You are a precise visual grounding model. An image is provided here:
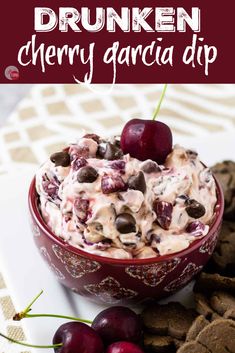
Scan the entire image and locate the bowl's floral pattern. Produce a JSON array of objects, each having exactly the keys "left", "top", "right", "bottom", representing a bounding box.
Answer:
[
  {"left": 40, "top": 246, "right": 65, "bottom": 280},
  {"left": 30, "top": 221, "right": 41, "bottom": 237},
  {"left": 29, "top": 177, "right": 224, "bottom": 304},
  {"left": 84, "top": 276, "right": 138, "bottom": 304},
  {"left": 32, "top": 225, "right": 221, "bottom": 303},
  {"left": 199, "top": 231, "right": 219, "bottom": 256},
  {"left": 164, "top": 262, "right": 203, "bottom": 292},
  {"left": 125, "top": 258, "right": 181, "bottom": 287},
  {"left": 31, "top": 222, "right": 221, "bottom": 303},
  {"left": 52, "top": 244, "right": 101, "bottom": 278}
]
